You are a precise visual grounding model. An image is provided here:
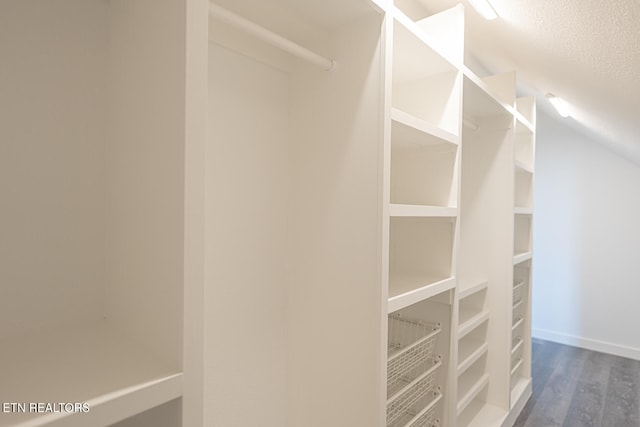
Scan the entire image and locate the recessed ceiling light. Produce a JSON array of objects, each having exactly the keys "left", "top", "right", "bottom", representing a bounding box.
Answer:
[
  {"left": 468, "top": 0, "right": 498, "bottom": 20},
  {"left": 546, "top": 93, "right": 570, "bottom": 118}
]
